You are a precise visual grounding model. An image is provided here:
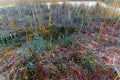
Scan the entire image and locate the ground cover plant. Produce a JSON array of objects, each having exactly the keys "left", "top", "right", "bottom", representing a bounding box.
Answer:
[{"left": 0, "top": 0, "right": 120, "bottom": 80}]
